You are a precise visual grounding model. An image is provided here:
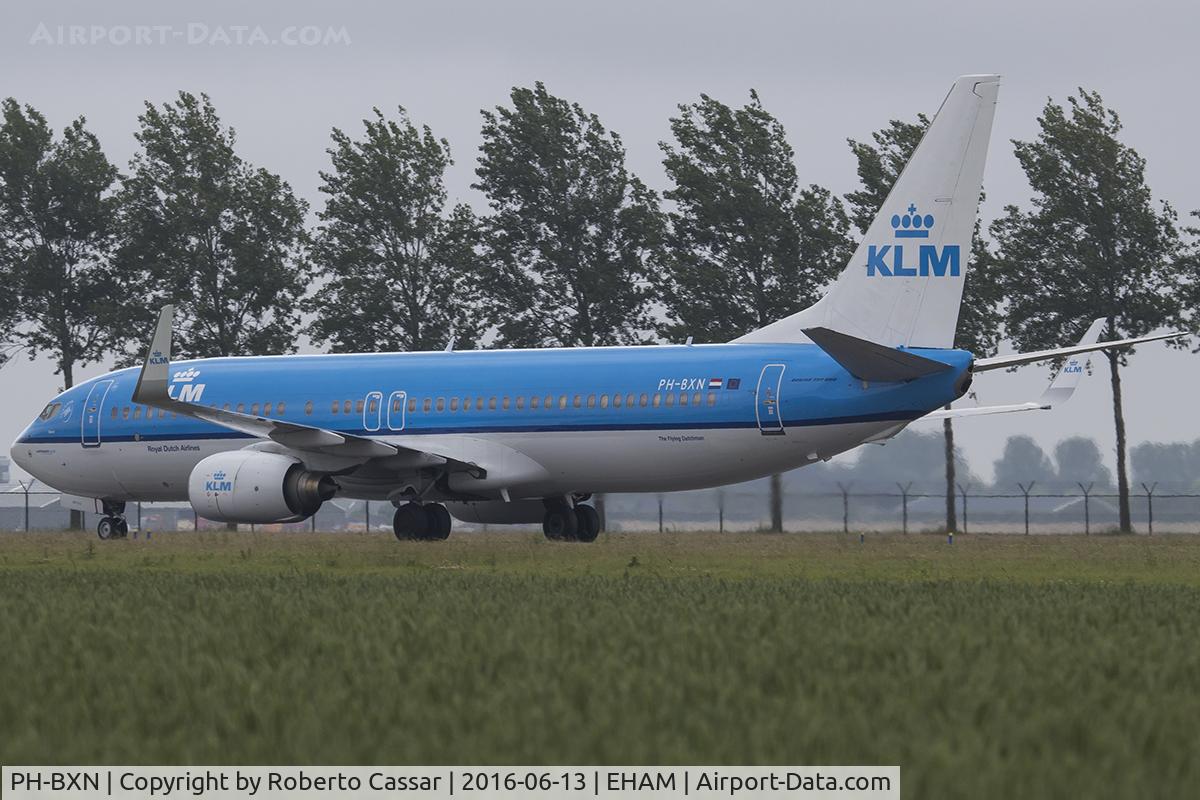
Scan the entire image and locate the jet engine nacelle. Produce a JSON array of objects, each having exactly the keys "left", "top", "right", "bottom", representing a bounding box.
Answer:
[{"left": 187, "top": 451, "right": 336, "bottom": 524}]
